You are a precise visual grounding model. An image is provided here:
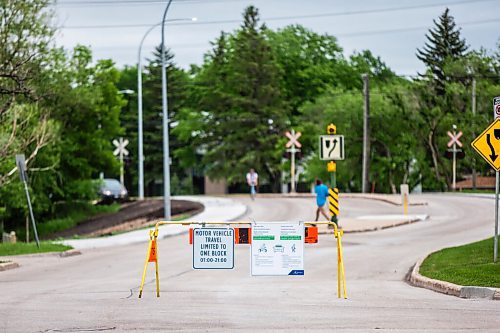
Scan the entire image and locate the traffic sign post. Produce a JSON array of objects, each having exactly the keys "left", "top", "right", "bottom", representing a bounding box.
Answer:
[
  {"left": 471, "top": 116, "right": 500, "bottom": 262},
  {"left": 319, "top": 124, "right": 344, "bottom": 225},
  {"left": 285, "top": 129, "right": 302, "bottom": 193},
  {"left": 113, "top": 137, "right": 129, "bottom": 186},
  {"left": 15, "top": 154, "right": 40, "bottom": 248},
  {"left": 447, "top": 126, "right": 463, "bottom": 191}
]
